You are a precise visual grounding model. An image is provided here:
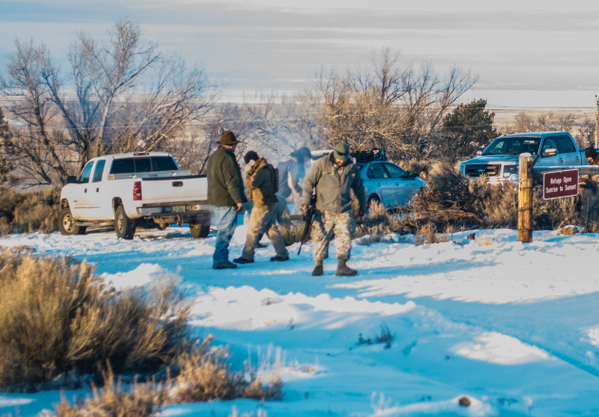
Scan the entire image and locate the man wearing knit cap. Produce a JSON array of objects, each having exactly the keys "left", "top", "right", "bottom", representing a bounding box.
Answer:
[
  {"left": 301, "top": 143, "right": 367, "bottom": 276},
  {"left": 234, "top": 151, "right": 289, "bottom": 264},
  {"left": 580, "top": 146, "right": 599, "bottom": 194},
  {"left": 207, "top": 131, "right": 247, "bottom": 269}
]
